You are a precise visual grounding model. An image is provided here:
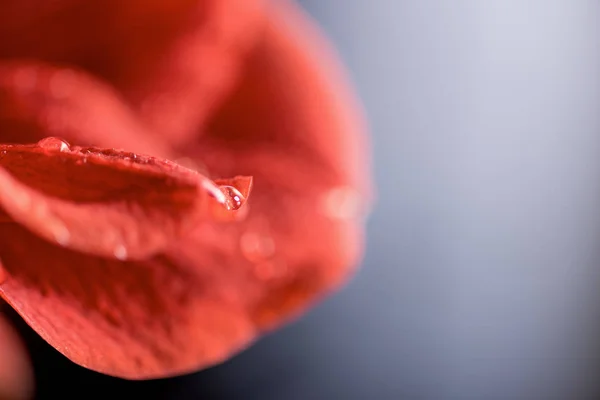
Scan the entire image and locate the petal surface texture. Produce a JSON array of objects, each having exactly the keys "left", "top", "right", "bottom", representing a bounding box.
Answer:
[{"left": 0, "top": 0, "right": 372, "bottom": 379}]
